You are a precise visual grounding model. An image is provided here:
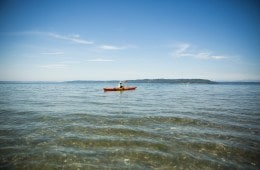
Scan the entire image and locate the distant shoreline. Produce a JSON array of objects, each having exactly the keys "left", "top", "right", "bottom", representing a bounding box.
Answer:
[{"left": 1, "top": 79, "right": 260, "bottom": 84}]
